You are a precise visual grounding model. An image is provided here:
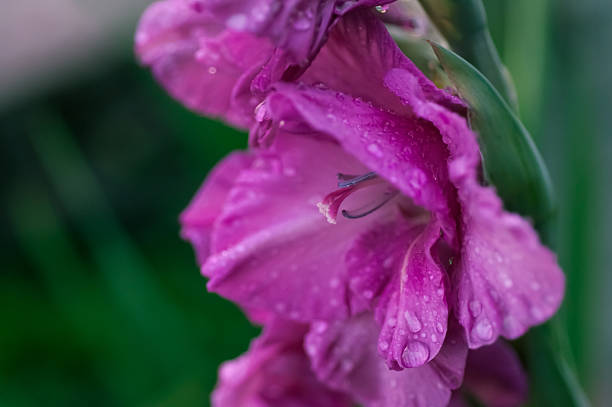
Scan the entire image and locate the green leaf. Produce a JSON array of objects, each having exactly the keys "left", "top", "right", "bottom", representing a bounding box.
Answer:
[{"left": 430, "top": 42, "right": 554, "bottom": 227}]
